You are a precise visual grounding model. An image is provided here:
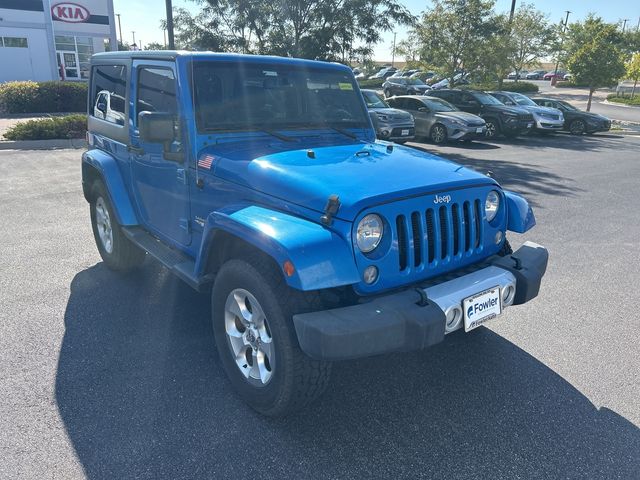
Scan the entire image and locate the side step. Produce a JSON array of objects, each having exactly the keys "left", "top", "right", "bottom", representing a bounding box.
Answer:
[{"left": 122, "top": 227, "right": 213, "bottom": 291}]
